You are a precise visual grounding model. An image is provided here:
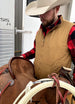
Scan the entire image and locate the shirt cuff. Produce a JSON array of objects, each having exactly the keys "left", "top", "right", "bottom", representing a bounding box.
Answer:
[{"left": 21, "top": 54, "right": 26, "bottom": 59}]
